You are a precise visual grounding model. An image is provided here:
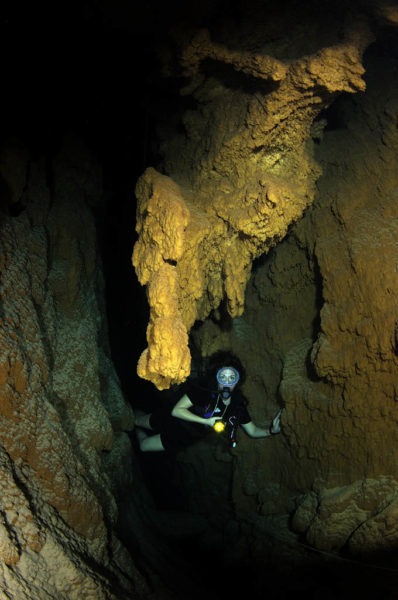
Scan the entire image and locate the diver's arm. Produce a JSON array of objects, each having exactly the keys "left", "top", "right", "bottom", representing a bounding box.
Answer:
[
  {"left": 241, "top": 421, "right": 272, "bottom": 438},
  {"left": 171, "top": 394, "right": 220, "bottom": 427},
  {"left": 241, "top": 409, "right": 282, "bottom": 438}
]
